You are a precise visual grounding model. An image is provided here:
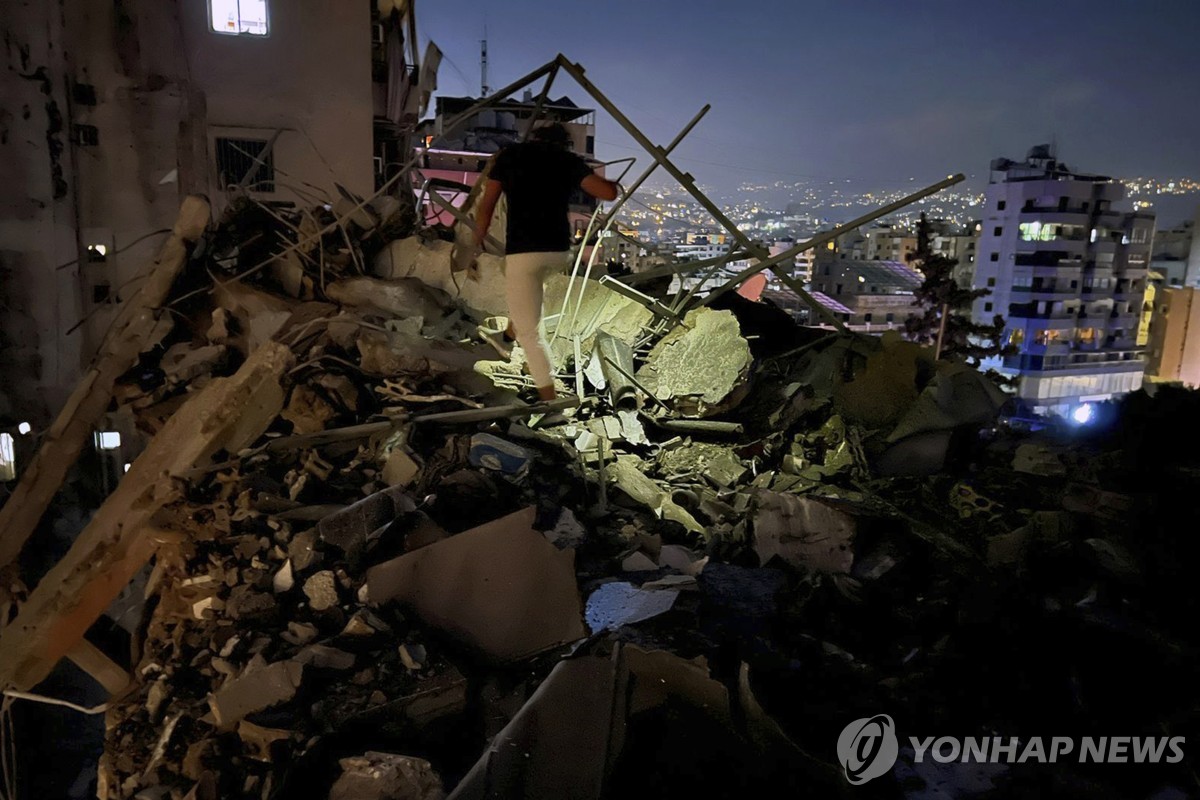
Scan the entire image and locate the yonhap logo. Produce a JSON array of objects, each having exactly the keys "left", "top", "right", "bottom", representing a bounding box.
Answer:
[{"left": 837, "top": 714, "right": 899, "bottom": 785}]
